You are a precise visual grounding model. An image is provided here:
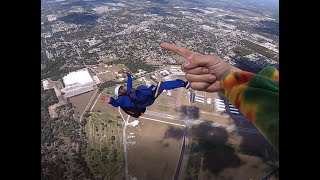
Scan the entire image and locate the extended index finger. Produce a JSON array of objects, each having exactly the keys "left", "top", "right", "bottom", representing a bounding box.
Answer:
[{"left": 160, "top": 42, "right": 197, "bottom": 60}]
